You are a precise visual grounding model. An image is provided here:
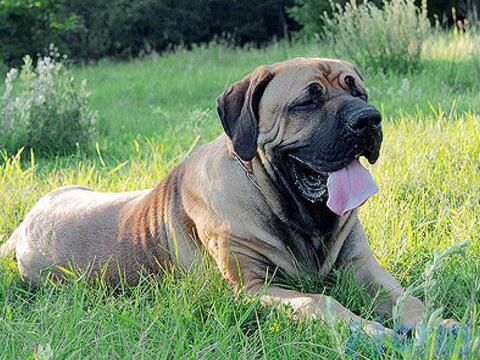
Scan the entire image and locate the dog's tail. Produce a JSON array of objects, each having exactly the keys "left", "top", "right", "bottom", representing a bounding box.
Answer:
[{"left": 0, "top": 228, "right": 19, "bottom": 259}]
